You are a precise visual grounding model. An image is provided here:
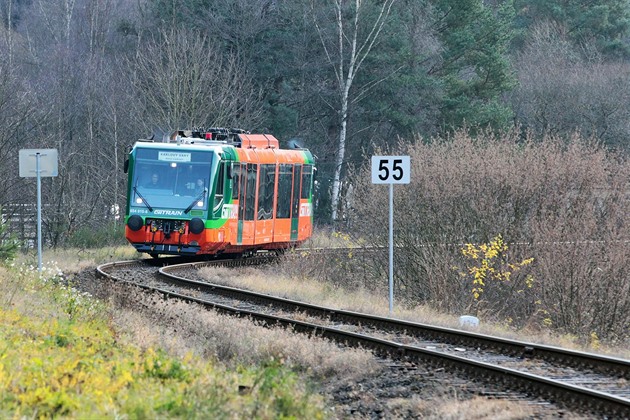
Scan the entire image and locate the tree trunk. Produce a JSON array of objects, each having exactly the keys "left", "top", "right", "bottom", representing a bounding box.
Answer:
[{"left": 315, "top": 0, "right": 396, "bottom": 222}]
